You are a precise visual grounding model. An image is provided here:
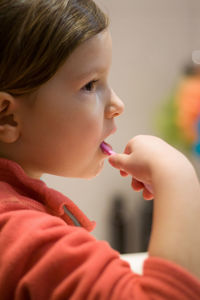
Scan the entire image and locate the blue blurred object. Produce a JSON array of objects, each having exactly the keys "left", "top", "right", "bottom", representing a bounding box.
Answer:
[{"left": 193, "top": 117, "right": 200, "bottom": 156}]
